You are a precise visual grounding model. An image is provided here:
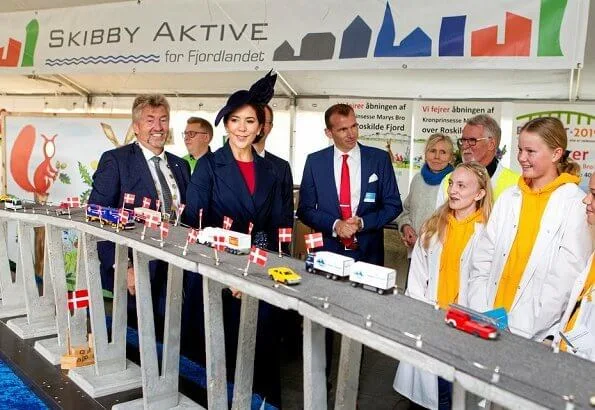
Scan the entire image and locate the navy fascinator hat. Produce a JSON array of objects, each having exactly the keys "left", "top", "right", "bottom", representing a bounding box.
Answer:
[{"left": 214, "top": 70, "right": 277, "bottom": 126}]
